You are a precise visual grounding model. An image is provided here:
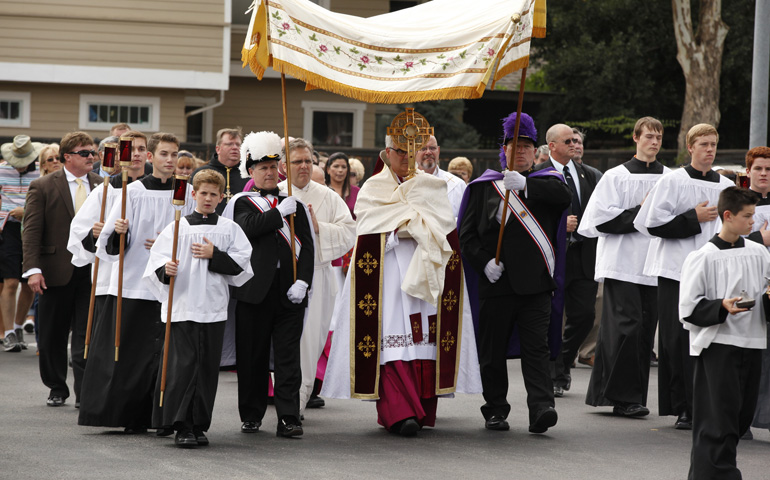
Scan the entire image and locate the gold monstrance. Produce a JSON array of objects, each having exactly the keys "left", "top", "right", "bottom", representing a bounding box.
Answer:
[{"left": 387, "top": 108, "right": 433, "bottom": 180}]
